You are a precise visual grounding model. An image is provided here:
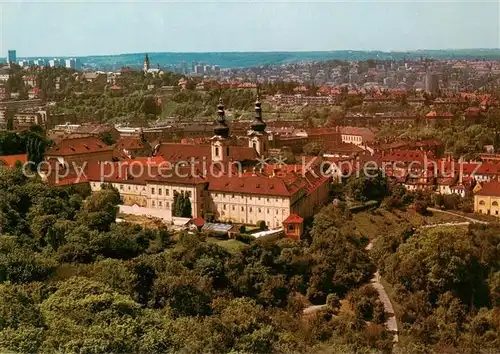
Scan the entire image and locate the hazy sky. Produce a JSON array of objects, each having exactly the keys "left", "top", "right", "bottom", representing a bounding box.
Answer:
[{"left": 1, "top": 0, "right": 499, "bottom": 57}]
